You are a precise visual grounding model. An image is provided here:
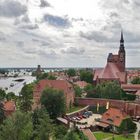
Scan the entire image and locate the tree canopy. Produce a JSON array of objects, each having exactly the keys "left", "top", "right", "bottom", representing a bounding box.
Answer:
[
  {"left": 80, "top": 70, "right": 93, "bottom": 84},
  {"left": 41, "top": 87, "right": 66, "bottom": 119},
  {"left": 67, "top": 69, "right": 76, "bottom": 77},
  {"left": 131, "top": 77, "right": 140, "bottom": 84},
  {"left": 74, "top": 86, "right": 82, "bottom": 97},
  {"left": 0, "top": 88, "right": 6, "bottom": 101},
  {"left": 117, "top": 117, "right": 137, "bottom": 133},
  {"left": 0, "top": 111, "right": 33, "bottom": 140},
  {"left": 32, "top": 108, "right": 54, "bottom": 140},
  {"left": 19, "top": 83, "right": 34, "bottom": 112},
  {"left": 0, "top": 102, "right": 5, "bottom": 124},
  {"left": 86, "top": 81, "right": 136, "bottom": 101}
]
